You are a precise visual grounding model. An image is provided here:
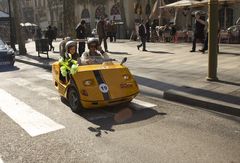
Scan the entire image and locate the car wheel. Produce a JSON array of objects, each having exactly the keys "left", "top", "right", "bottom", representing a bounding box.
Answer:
[
  {"left": 67, "top": 87, "right": 81, "bottom": 113},
  {"left": 60, "top": 96, "right": 68, "bottom": 105}
]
